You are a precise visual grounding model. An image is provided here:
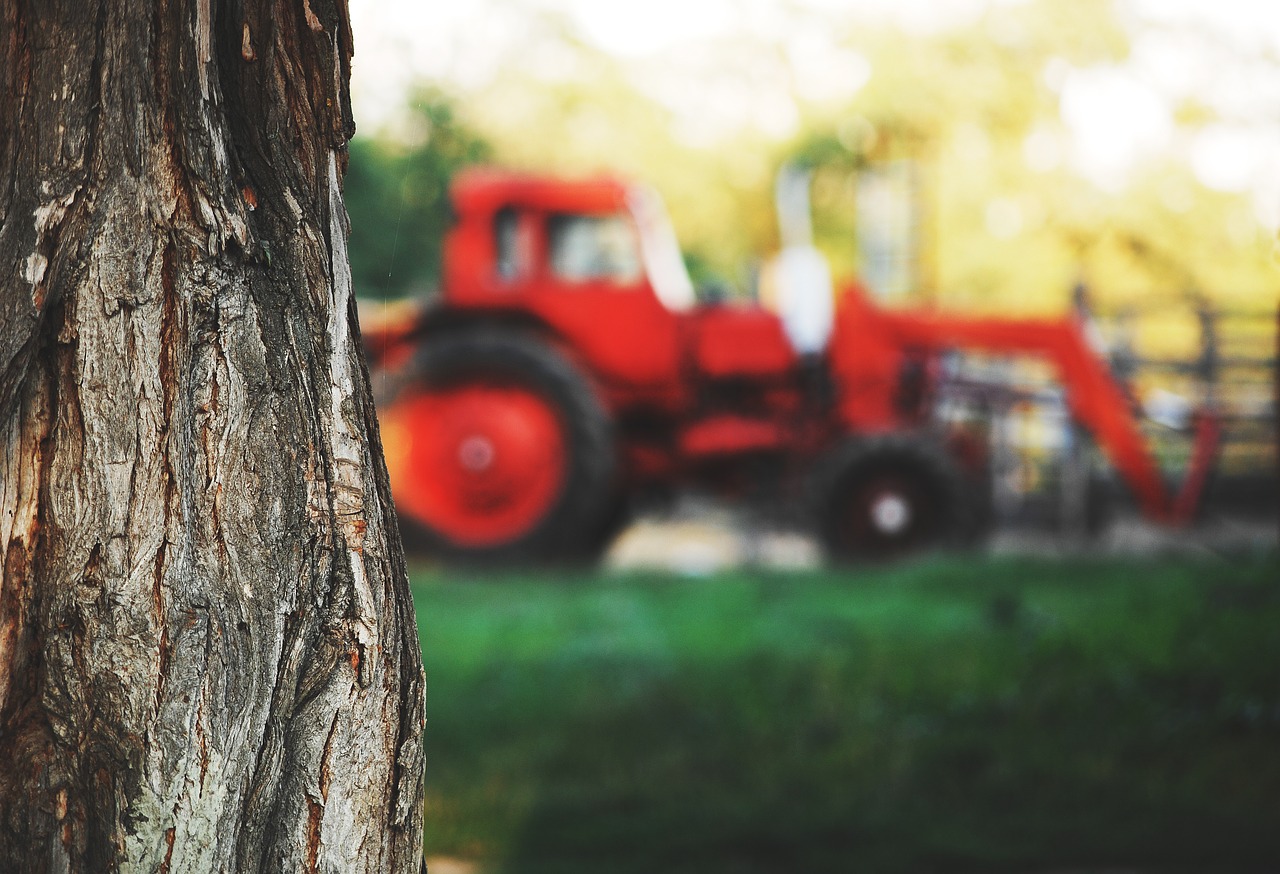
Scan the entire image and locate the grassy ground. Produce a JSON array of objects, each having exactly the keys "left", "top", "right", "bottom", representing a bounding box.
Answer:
[{"left": 413, "top": 556, "right": 1280, "bottom": 873}]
